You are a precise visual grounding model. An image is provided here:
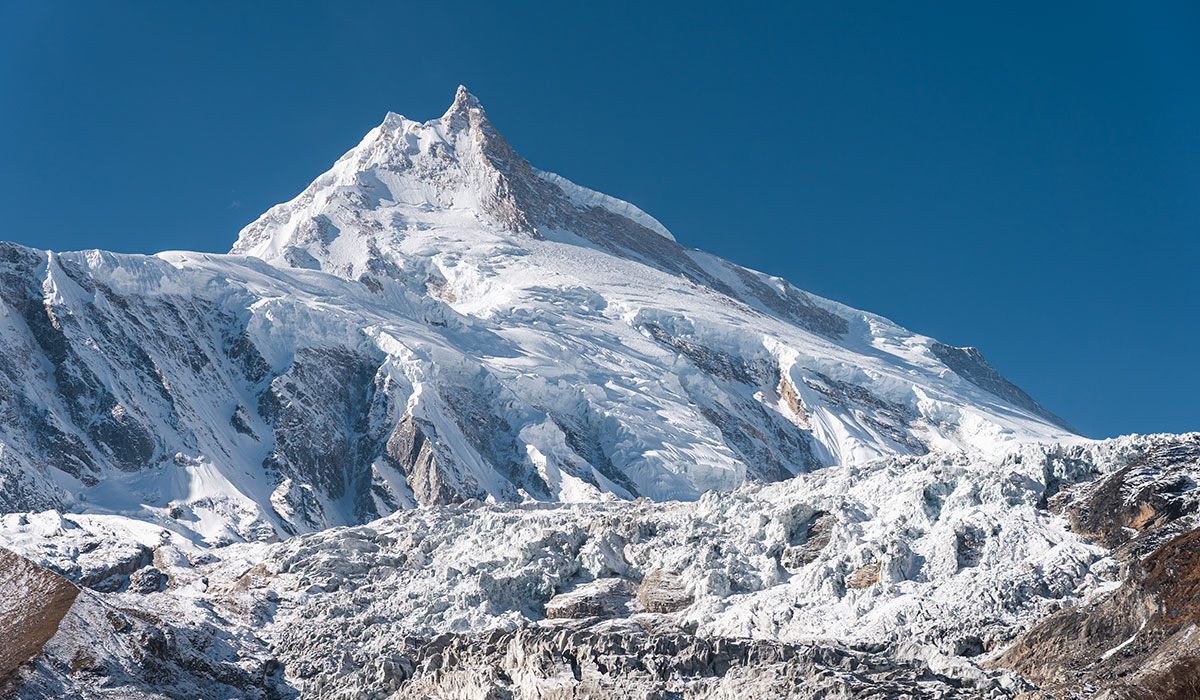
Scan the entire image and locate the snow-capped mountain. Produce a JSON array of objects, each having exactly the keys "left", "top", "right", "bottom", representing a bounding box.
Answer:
[
  {"left": 2, "top": 87, "right": 1196, "bottom": 700},
  {"left": 0, "top": 86, "right": 1074, "bottom": 543}
]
